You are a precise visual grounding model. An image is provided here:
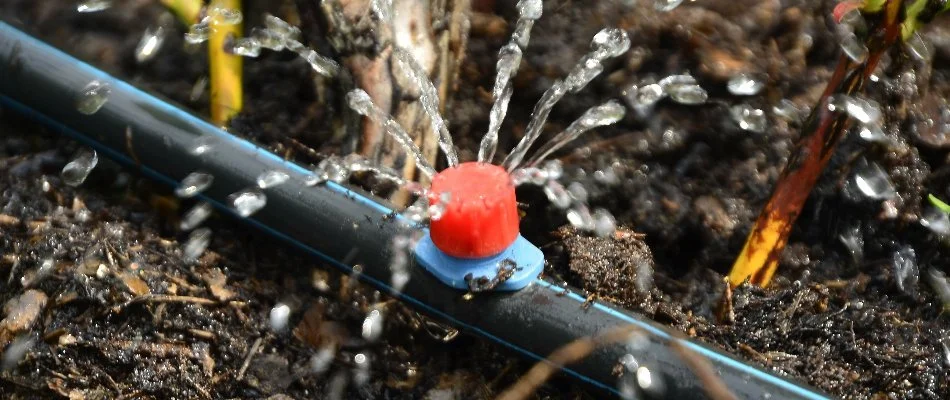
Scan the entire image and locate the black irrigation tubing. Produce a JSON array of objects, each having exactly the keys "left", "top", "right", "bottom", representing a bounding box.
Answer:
[{"left": 0, "top": 21, "right": 831, "bottom": 400}]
